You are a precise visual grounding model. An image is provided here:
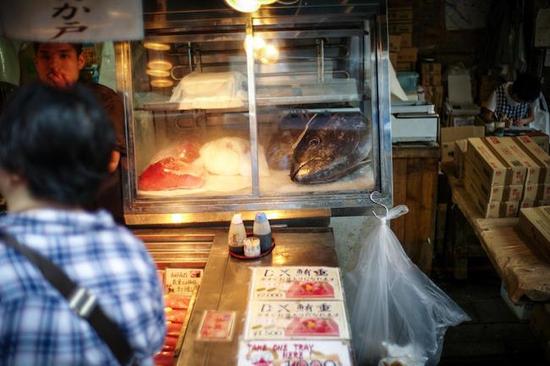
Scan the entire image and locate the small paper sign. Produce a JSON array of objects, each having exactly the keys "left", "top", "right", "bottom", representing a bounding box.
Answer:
[{"left": 165, "top": 268, "right": 203, "bottom": 295}]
